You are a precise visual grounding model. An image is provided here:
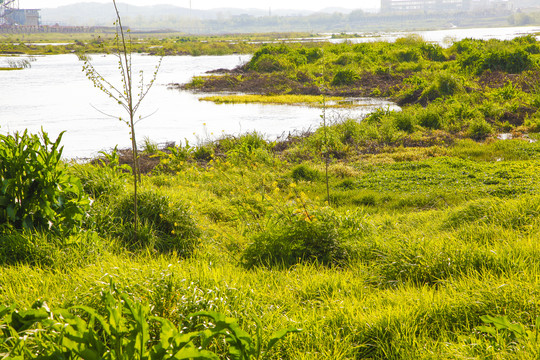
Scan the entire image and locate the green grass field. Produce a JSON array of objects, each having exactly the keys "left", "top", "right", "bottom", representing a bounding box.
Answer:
[{"left": 2, "top": 129, "right": 540, "bottom": 359}]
